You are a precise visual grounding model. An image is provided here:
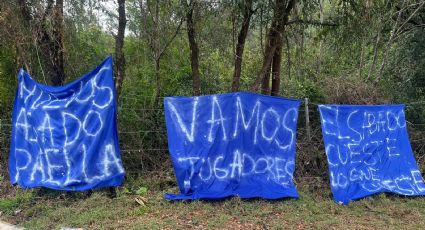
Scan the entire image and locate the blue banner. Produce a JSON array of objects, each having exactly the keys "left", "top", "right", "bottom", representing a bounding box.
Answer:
[
  {"left": 9, "top": 56, "right": 125, "bottom": 191},
  {"left": 319, "top": 104, "right": 425, "bottom": 204},
  {"left": 164, "top": 92, "right": 301, "bottom": 200}
]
